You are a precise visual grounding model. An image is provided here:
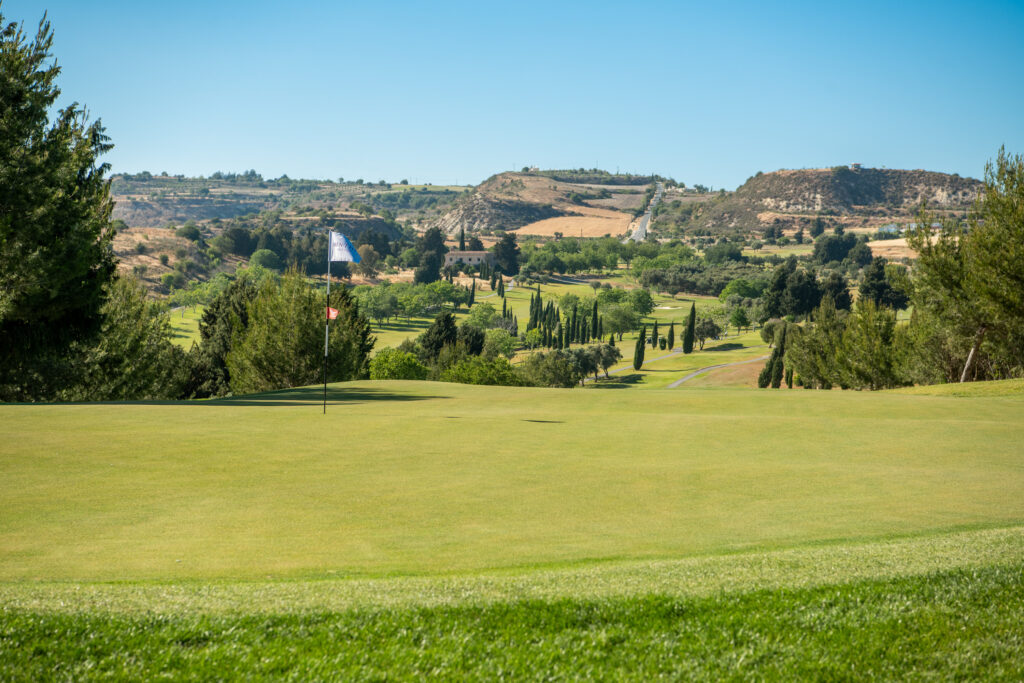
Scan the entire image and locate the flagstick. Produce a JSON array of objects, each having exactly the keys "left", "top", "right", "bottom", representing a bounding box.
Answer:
[{"left": 324, "top": 233, "right": 331, "bottom": 415}]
